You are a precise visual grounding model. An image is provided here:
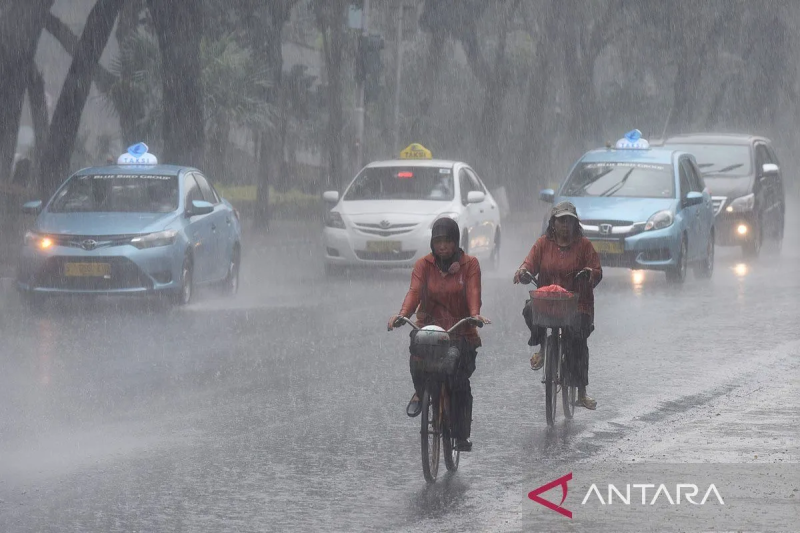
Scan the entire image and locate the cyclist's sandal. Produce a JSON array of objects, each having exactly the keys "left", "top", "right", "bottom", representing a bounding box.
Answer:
[
  {"left": 530, "top": 351, "right": 543, "bottom": 371},
  {"left": 406, "top": 394, "right": 422, "bottom": 417},
  {"left": 576, "top": 394, "right": 597, "bottom": 410}
]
